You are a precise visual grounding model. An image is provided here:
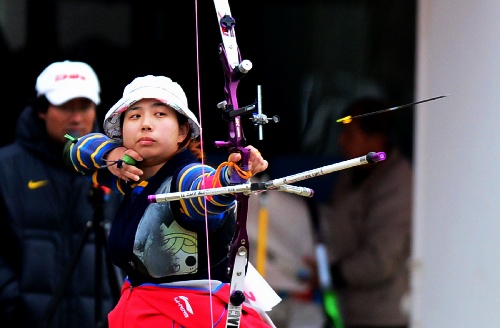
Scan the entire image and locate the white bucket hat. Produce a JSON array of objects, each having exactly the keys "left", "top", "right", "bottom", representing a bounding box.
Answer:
[
  {"left": 36, "top": 60, "right": 100, "bottom": 106},
  {"left": 103, "top": 75, "right": 200, "bottom": 139}
]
